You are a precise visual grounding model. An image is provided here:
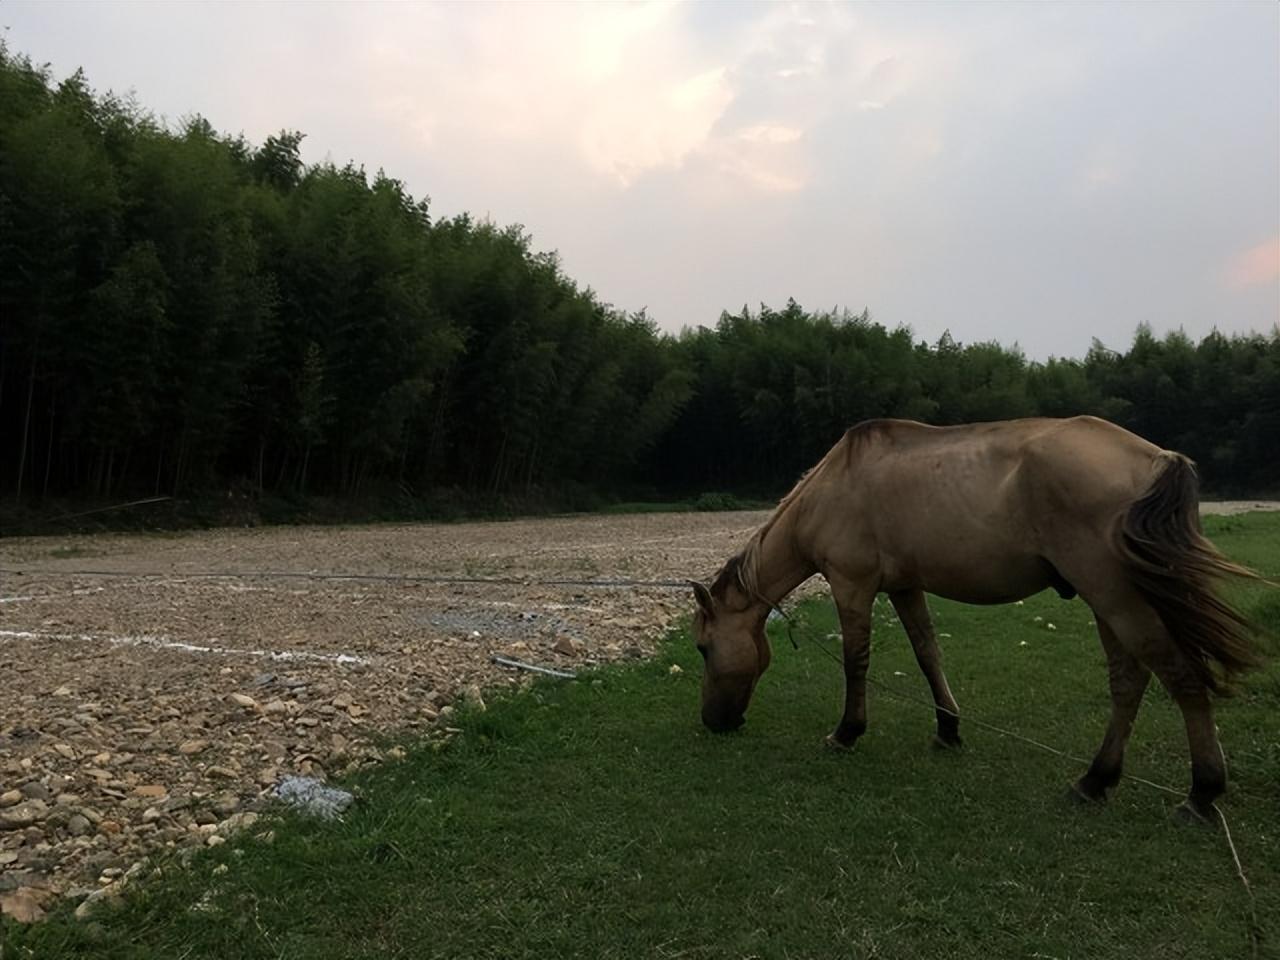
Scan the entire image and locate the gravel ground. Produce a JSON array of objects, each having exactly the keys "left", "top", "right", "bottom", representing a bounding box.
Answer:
[
  {"left": 0, "top": 510, "right": 772, "bottom": 920},
  {"left": 0, "top": 501, "right": 1275, "bottom": 922}
]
